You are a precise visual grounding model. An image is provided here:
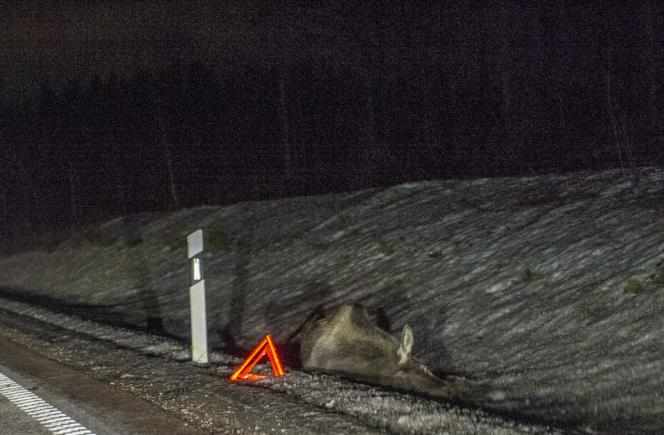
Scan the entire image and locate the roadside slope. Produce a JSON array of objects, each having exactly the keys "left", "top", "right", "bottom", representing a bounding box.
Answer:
[{"left": 1, "top": 167, "right": 663, "bottom": 432}]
